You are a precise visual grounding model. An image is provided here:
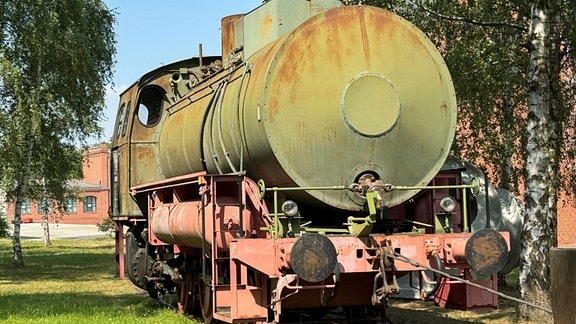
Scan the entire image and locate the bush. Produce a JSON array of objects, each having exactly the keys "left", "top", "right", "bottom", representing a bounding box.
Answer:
[
  {"left": 96, "top": 217, "right": 115, "bottom": 236},
  {"left": 0, "top": 213, "right": 11, "bottom": 238}
]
